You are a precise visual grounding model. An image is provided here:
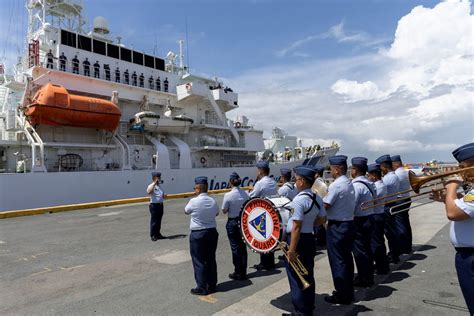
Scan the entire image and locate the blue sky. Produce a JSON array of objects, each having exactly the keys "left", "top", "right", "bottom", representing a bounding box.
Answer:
[{"left": 0, "top": 0, "right": 472, "bottom": 163}]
